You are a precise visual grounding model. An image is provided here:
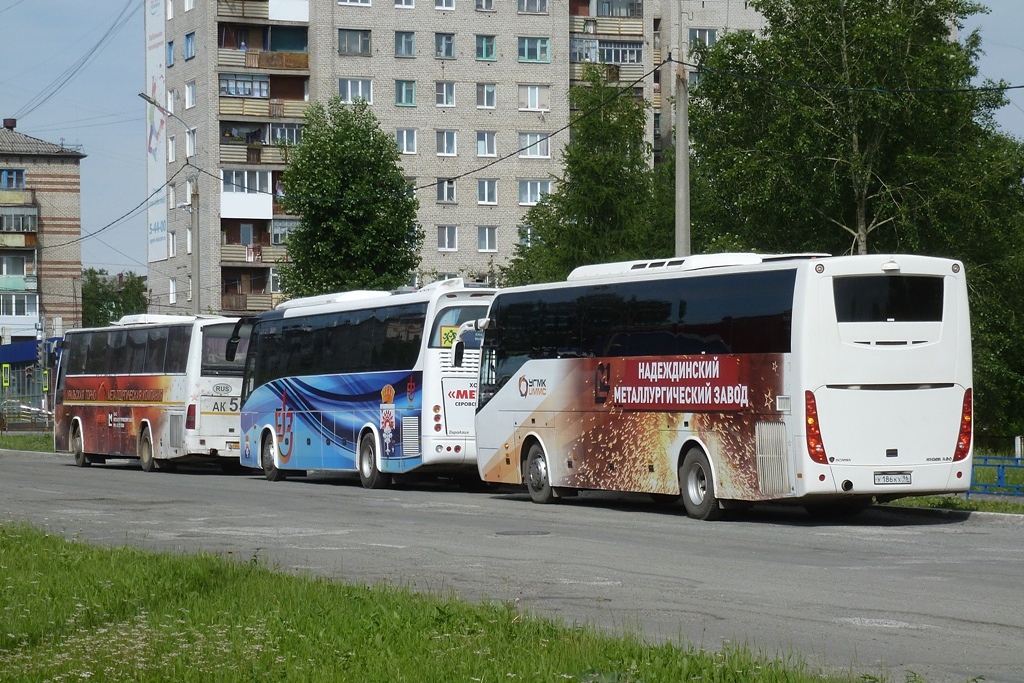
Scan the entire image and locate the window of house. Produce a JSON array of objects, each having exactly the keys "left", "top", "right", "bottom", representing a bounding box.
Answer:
[
  {"left": 476, "top": 131, "right": 496, "bottom": 157},
  {"left": 436, "top": 178, "right": 456, "bottom": 202},
  {"left": 396, "top": 128, "right": 417, "bottom": 154},
  {"left": 339, "top": 29, "right": 372, "bottom": 56},
  {"left": 435, "top": 0, "right": 454, "bottom": 7},
  {"left": 518, "top": 0, "right": 548, "bottom": 13},
  {"left": 477, "top": 179, "right": 497, "bottom": 204},
  {"left": 223, "top": 170, "right": 271, "bottom": 193},
  {"left": 396, "top": 80, "right": 416, "bottom": 106},
  {"left": 169, "top": 278, "right": 177, "bottom": 305},
  {"left": 184, "top": 32, "right": 196, "bottom": 59},
  {"left": 476, "top": 82, "right": 495, "bottom": 108},
  {"left": 395, "top": 0, "right": 414, "bottom": 7},
  {"left": 185, "top": 179, "right": 194, "bottom": 205},
  {"left": 168, "top": 230, "right": 177, "bottom": 258},
  {"left": 519, "top": 224, "right": 533, "bottom": 246},
  {"left": 518, "top": 84, "right": 550, "bottom": 111},
  {"left": 185, "top": 0, "right": 194, "bottom": 10},
  {"left": 187, "top": 225, "right": 193, "bottom": 253},
  {"left": 600, "top": 40, "right": 643, "bottom": 63},
  {"left": 339, "top": 0, "right": 371, "bottom": 5},
  {"left": 518, "top": 37, "right": 550, "bottom": 62},
  {"left": 168, "top": 184, "right": 176, "bottom": 208},
  {"left": 167, "top": 135, "right": 176, "bottom": 163},
  {"left": 435, "top": 81, "right": 455, "bottom": 106},
  {"left": 435, "top": 33, "right": 455, "bottom": 59},
  {"left": 272, "top": 219, "right": 298, "bottom": 245},
  {"left": 339, "top": 78, "right": 372, "bottom": 103},
  {"left": 395, "top": 31, "right": 415, "bottom": 57},
  {"left": 167, "top": 89, "right": 176, "bottom": 114},
  {"left": 476, "top": 0, "right": 494, "bottom": 10},
  {"left": 240, "top": 223, "right": 254, "bottom": 246},
  {"left": 186, "top": 128, "right": 197, "bottom": 157},
  {"left": 167, "top": 41, "right": 175, "bottom": 66},
  {"left": 219, "top": 73, "right": 270, "bottom": 98},
  {"left": 478, "top": 226, "right": 497, "bottom": 252},
  {"left": 269, "top": 267, "right": 281, "bottom": 293},
  {"left": 187, "top": 276, "right": 193, "bottom": 302},
  {"left": 436, "top": 130, "right": 456, "bottom": 155},
  {"left": 0, "top": 255, "right": 26, "bottom": 276},
  {"left": 518, "top": 132, "right": 550, "bottom": 158},
  {"left": 437, "top": 225, "right": 457, "bottom": 251},
  {"left": 476, "top": 35, "right": 496, "bottom": 60},
  {"left": 167, "top": 1, "right": 173, "bottom": 20},
  {"left": 0, "top": 207, "right": 38, "bottom": 232},
  {"left": 570, "top": 38, "right": 598, "bottom": 63},
  {"left": 0, "top": 169, "right": 25, "bottom": 190},
  {"left": 519, "top": 179, "right": 550, "bottom": 205},
  {"left": 271, "top": 123, "right": 303, "bottom": 145},
  {"left": 689, "top": 28, "right": 718, "bottom": 50},
  {"left": 597, "top": 0, "right": 641, "bottom": 16},
  {"left": 185, "top": 81, "right": 196, "bottom": 108}
]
